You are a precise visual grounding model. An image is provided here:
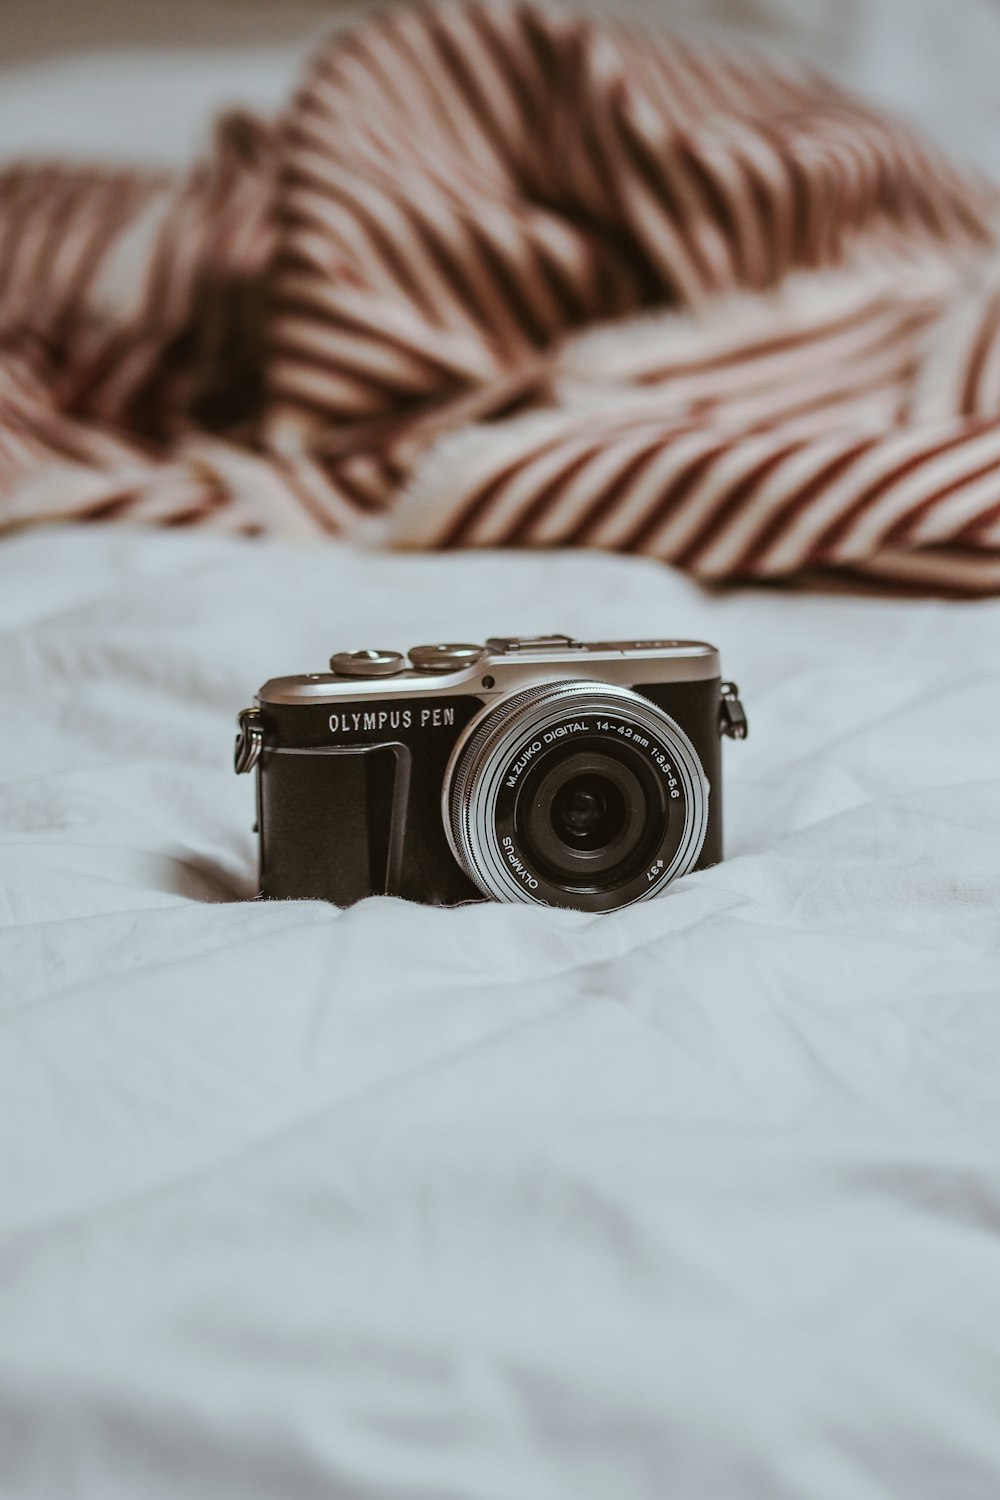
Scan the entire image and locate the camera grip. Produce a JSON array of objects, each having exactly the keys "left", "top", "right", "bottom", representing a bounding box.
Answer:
[{"left": 259, "top": 741, "right": 411, "bottom": 903}]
